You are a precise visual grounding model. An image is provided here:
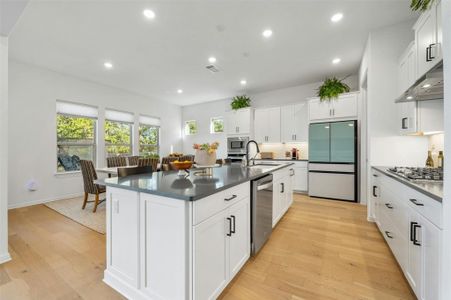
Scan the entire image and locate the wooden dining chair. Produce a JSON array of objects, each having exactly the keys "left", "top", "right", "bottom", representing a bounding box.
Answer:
[
  {"left": 80, "top": 160, "right": 106, "bottom": 213},
  {"left": 117, "top": 166, "right": 153, "bottom": 177},
  {"left": 106, "top": 156, "right": 127, "bottom": 168},
  {"left": 138, "top": 157, "right": 159, "bottom": 172},
  {"left": 161, "top": 156, "right": 179, "bottom": 171},
  {"left": 179, "top": 155, "right": 195, "bottom": 162},
  {"left": 127, "top": 156, "right": 140, "bottom": 166}
]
